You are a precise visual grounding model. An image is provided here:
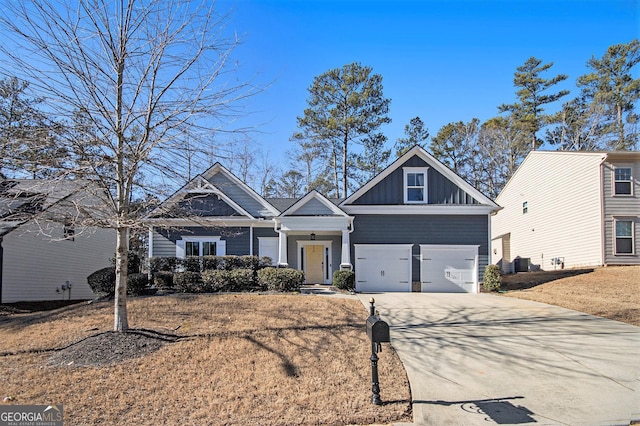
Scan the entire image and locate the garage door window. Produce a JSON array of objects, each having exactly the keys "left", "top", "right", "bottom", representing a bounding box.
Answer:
[{"left": 404, "top": 167, "right": 428, "bottom": 204}]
